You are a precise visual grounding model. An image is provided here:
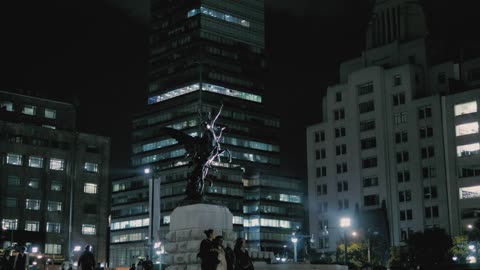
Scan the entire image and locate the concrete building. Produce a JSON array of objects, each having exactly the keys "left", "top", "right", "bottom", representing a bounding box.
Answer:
[
  {"left": 0, "top": 90, "right": 111, "bottom": 264},
  {"left": 306, "top": 0, "right": 480, "bottom": 255}
]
